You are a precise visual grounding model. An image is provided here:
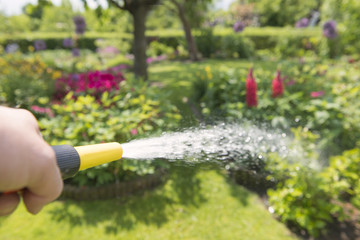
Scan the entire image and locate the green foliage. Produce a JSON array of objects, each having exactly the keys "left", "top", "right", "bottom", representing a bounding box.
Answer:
[
  {"left": 147, "top": 40, "right": 175, "bottom": 58},
  {"left": 192, "top": 58, "right": 360, "bottom": 156},
  {"left": 324, "top": 149, "right": 360, "bottom": 208},
  {"left": 265, "top": 127, "right": 347, "bottom": 237},
  {"left": 321, "top": 0, "right": 360, "bottom": 54},
  {"left": 267, "top": 155, "right": 342, "bottom": 237},
  {"left": 32, "top": 49, "right": 107, "bottom": 73},
  {"left": 266, "top": 145, "right": 360, "bottom": 237},
  {"left": 221, "top": 34, "right": 255, "bottom": 59},
  {"left": 183, "top": 0, "right": 214, "bottom": 28},
  {"left": 0, "top": 54, "right": 56, "bottom": 108},
  {"left": 147, "top": 4, "right": 180, "bottom": 30},
  {"left": 195, "top": 28, "right": 255, "bottom": 59},
  {"left": 195, "top": 28, "right": 220, "bottom": 58},
  {"left": 256, "top": 0, "right": 322, "bottom": 26},
  {"left": 0, "top": 27, "right": 321, "bottom": 58},
  {"left": 23, "top": 0, "right": 53, "bottom": 19},
  {"left": 38, "top": 0, "right": 76, "bottom": 32},
  {"left": 84, "top": 7, "right": 132, "bottom": 33},
  {"left": 39, "top": 78, "right": 182, "bottom": 186}
]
